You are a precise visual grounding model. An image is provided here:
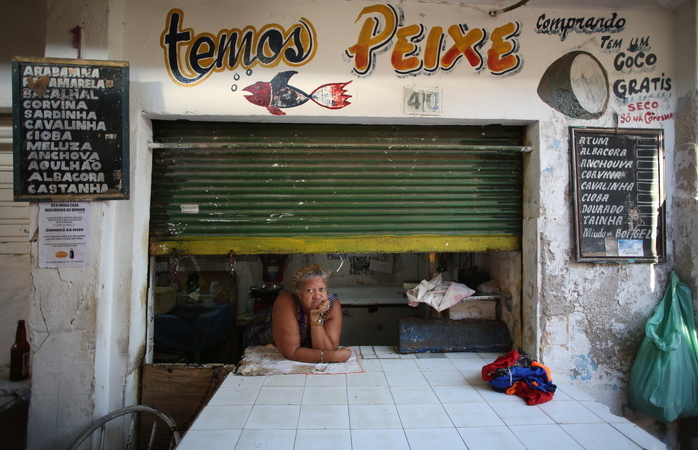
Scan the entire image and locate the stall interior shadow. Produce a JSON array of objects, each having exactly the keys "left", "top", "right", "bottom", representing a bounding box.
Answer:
[{"left": 149, "top": 252, "right": 516, "bottom": 366}]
